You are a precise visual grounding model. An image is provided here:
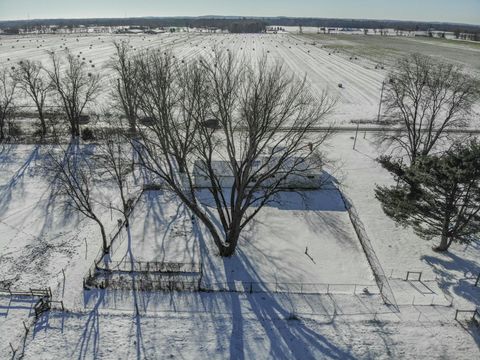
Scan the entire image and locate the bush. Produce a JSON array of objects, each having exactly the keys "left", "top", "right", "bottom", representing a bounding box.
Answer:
[
  {"left": 81, "top": 127, "right": 95, "bottom": 141},
  {"left": 7, "top": 122, "right": 23, "bottom": 137}
]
